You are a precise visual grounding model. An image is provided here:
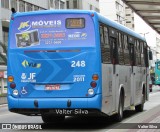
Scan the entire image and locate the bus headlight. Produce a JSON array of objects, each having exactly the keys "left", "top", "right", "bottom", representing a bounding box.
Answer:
[
  {"left": 13, "top": 89, "right": 18, "bottom": 96},
  {"left": 88, "top": 88, "right": 94, "bottom": 95}
]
